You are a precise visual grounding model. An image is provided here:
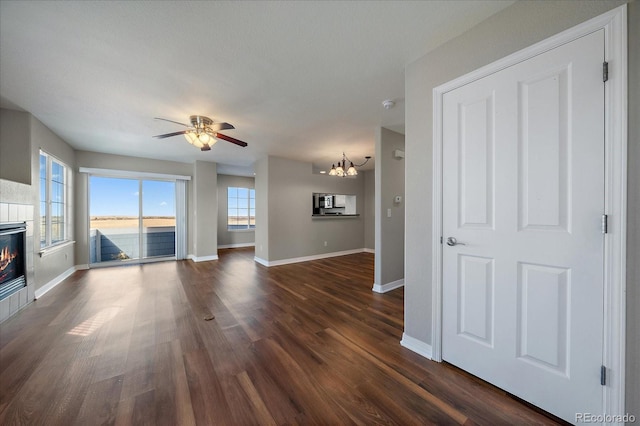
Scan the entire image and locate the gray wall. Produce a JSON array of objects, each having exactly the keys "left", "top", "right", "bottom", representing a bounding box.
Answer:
[
  {"left": 0, "top": 109, "right": 31, "bottom": 185},
  {"left": 75, "top": 150, "right": 193, "bottom": 175},
  {"left": 626, "top": 0, "right": 639, "bottom": 417},
  {"left": 404, "top": 0, "right": 637, "bottom": 417},
  {"left": 30, "top": 115, "right": 77, "bottom": 288},
  {"left": 217, "top": 174, "right": 255, "bottom": 247},
  {"left": 255, "top": 155, "right": 365, "bottom": 263},
  {"left": 254, "top": 156, "right": 269, "bottom": 259},
  {"left": 375, "top": 128, "right": 405, "bottom": 287},
  {"left": 363, "top": 170, "right": 375, "bottom": 251},
  {"left": 193, "top": 161, "right": 217, "bottom": 259},
  {"left": 0, "top": 109, "right": 76, "bottom": 292}
]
